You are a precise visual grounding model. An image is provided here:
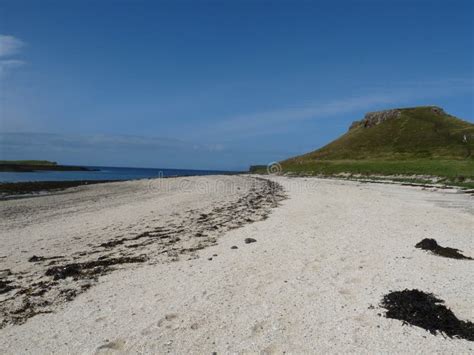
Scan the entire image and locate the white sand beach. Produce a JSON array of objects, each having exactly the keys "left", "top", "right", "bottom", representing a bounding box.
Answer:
[{"left": 0, "top": 175, "right": 472, "bottom": 353}]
